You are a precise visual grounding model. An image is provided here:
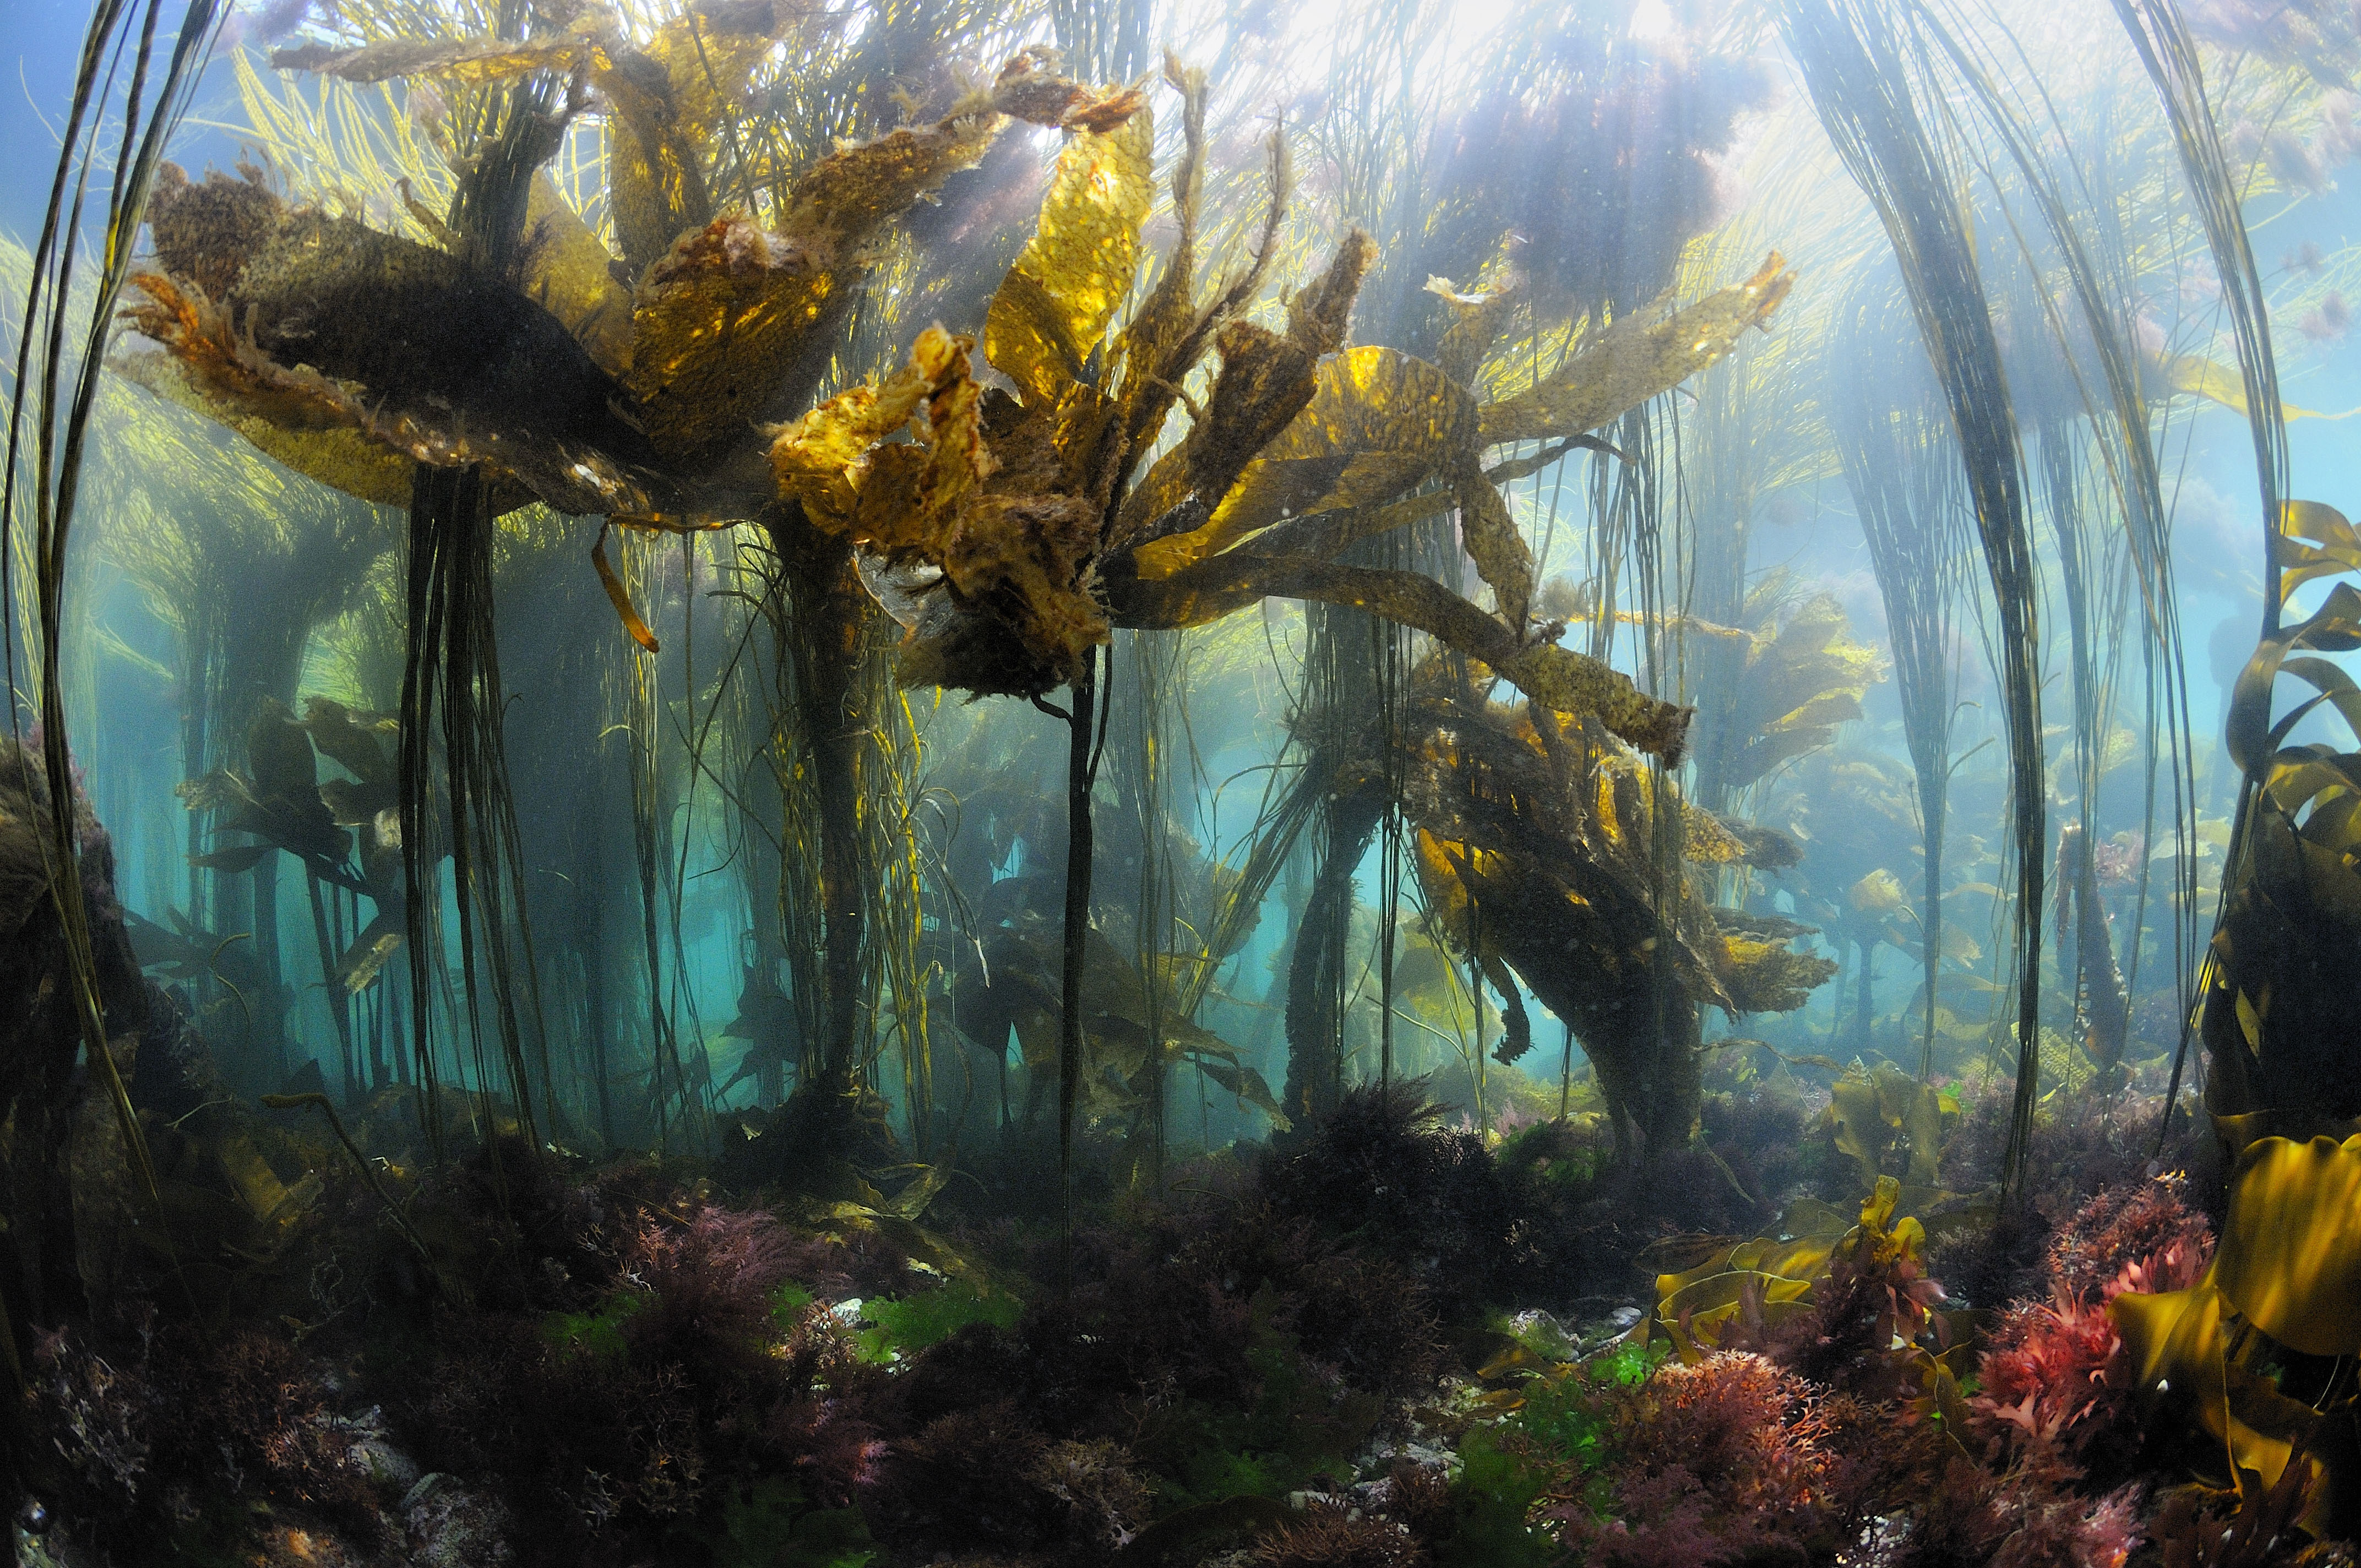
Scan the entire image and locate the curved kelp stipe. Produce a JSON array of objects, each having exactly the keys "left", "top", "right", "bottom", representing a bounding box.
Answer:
[
  {"left": 1783, "top": 0, "right": 2048, "bottom": 1205},
  {"left": 2, "top": 0, "right": 229, "bottom": 1398}
]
